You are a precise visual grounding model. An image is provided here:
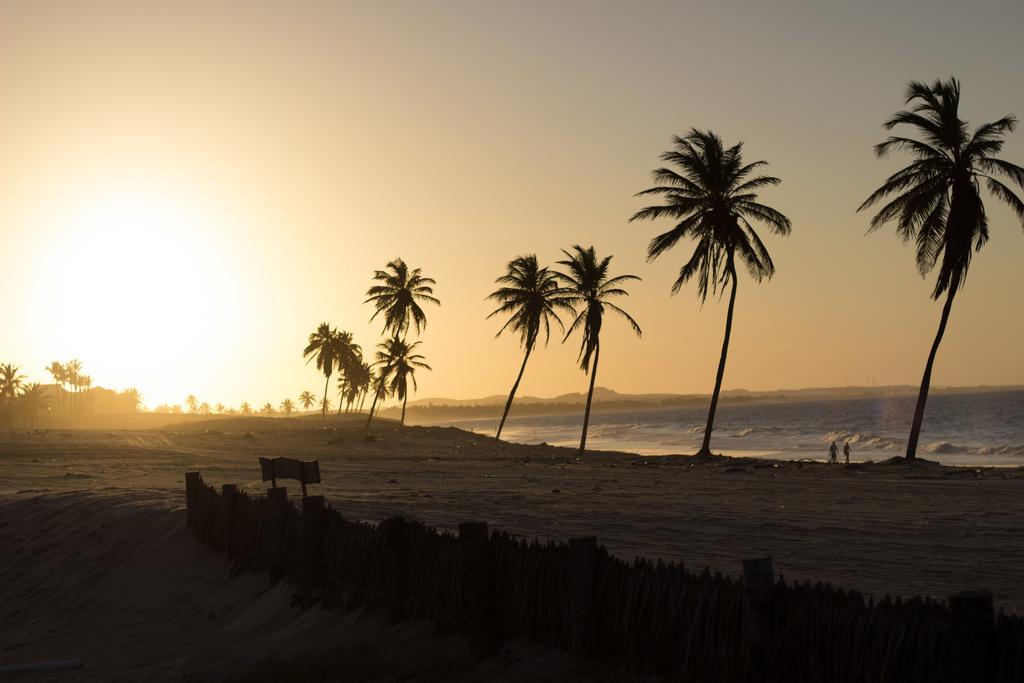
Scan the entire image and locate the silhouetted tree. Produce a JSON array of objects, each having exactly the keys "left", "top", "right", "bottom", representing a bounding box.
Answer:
[
  {"left": 185, "top": 394, "right": 198, "bottom": 414},
  {"left": 120, "top": 387, "right": 142, "bottom": 412},
  {"left": 240, "top": 402, "right": 252, "bottom": 416},
  {"left": 556, "top": 246, "right": 641, "bottom": 457},
  {"left": 17, "top": 383, "right": 51, "bottom": 430},
  {"left": 298, "top": 391, "right": 316, "bottom": 411},
  {"left": 632, "top": 129, "right": 792, "bottom": 457},
  {"left": 860, "top": 78, "right": 1024, "bottom": 460},
  {"left": 280, "top": 398, "right": 295, "bottom": 417},
  {"left": 382, "top": 338, "right": 431, "bottom": 425},
  {"left": 333, "top": 331, "right": 362, "bottom": 414},
  {"left": 46, "top": 361, "right": 65, "bottom": 412},
  {"left": 487, "top": 255, "right": 570, "bottom": 440},
  {"left": 303, "top": 322, "right": 344, "bottom": 417},
  {"left": 365, "top": 259, "right": 440, "bottom": 338}
]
